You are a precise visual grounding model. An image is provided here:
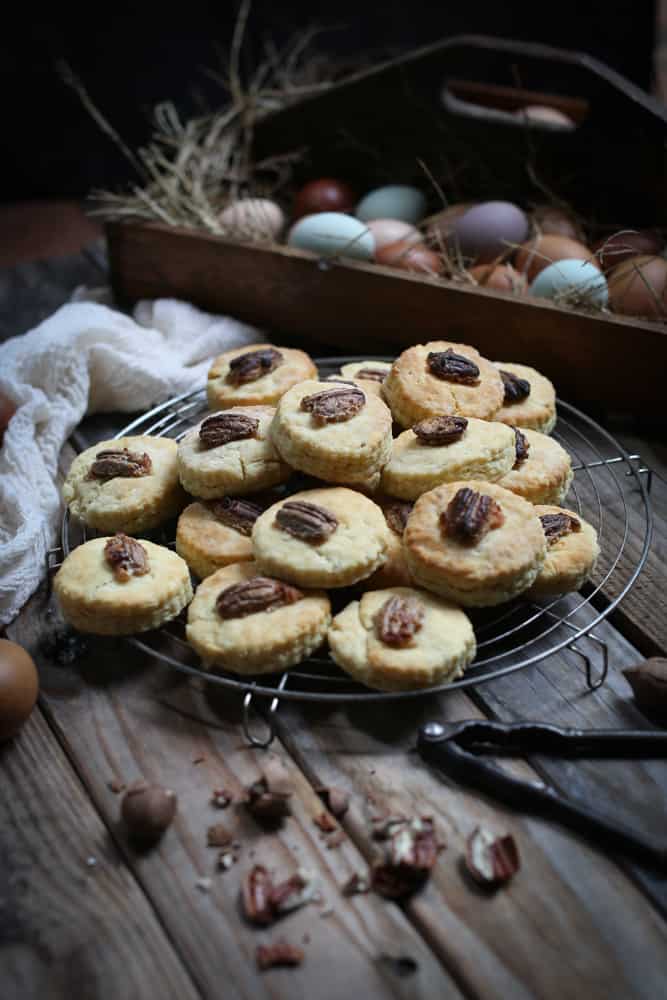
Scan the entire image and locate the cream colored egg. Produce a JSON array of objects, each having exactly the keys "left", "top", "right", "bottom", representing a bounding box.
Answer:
[{"left": 219, "top": 198, "right": 285, "bottom": 240}]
